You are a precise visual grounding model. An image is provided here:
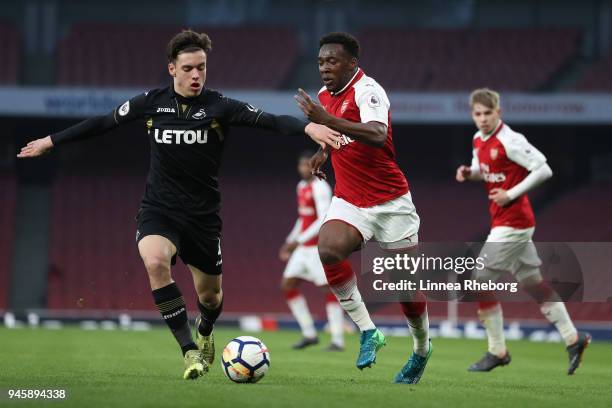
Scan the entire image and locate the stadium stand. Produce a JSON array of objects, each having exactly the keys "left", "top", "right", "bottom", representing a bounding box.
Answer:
[
  {"left": 0, "top": 22, "right": 19, "bottom": 84},
  {"left": 56, "top": 23, "right": 298, "bottom": 89},
  {"left": 574, "top": 52, "right": 612, "bottom": 91},
  {"left": 359, "top": 28, "right": 580, "bottom": 91},
  {"left": 47, "top": 174, "right": 153, "bottom": 310},
  {"left": 535, "top": 183, "right": 612, "bottom": 241},
  {"left": 0, "top": 172, "right": 17, "bottom": 309}
]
